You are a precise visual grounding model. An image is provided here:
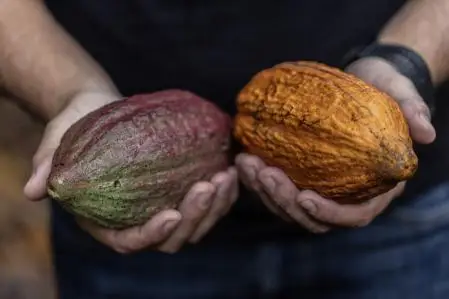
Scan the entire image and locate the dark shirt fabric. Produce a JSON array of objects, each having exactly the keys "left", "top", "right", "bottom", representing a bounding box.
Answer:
[{"left": 44, "top": 0, "right": 449, "bottom": 246}]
